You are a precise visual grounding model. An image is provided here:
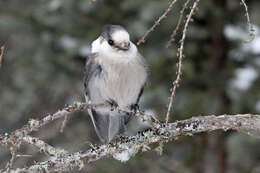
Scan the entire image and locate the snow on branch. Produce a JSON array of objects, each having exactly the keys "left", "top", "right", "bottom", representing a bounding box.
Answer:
[{"left": 2, "top": 113, "right": 260, "bottom": 173}]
